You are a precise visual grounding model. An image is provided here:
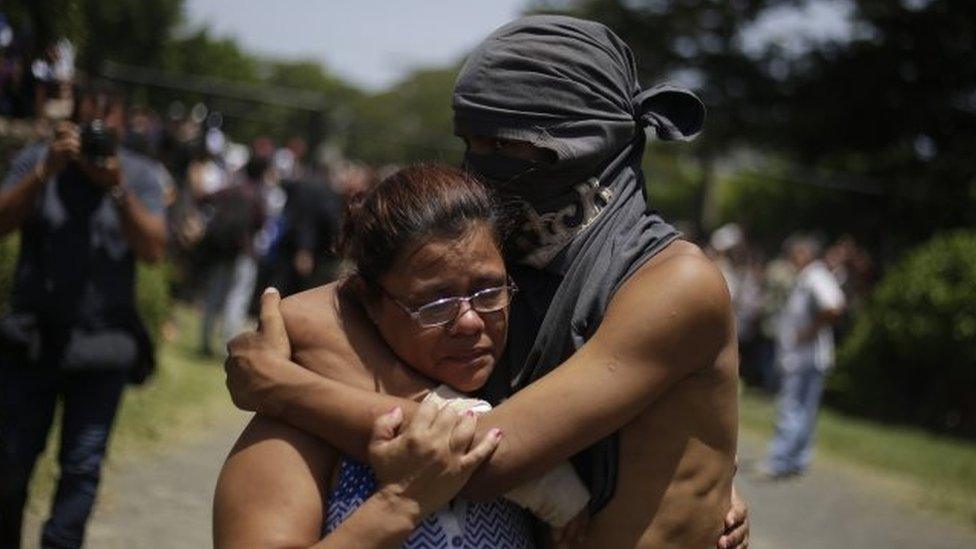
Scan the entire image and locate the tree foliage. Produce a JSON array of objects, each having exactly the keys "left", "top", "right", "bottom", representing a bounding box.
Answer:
[
  {"left": 766, "top": 0, "right": 976, "bottom": 244},
  {"left": 344, "top": 66, "right": 463, "bottom": 166},
  {"left": 533, "top": 0, "right": 976, "bottom": 250},
  {"left": 833, "top": 231, "right": 976, "bottom": 438},
  {"left": 533, "top": 0, "right": 780, "bottom": 153}
]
